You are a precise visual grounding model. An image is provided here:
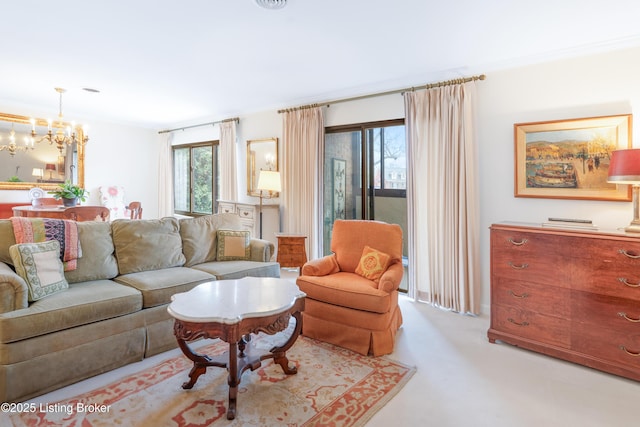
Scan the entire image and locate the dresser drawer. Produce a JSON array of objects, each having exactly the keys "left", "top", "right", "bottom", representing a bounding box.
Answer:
[
  {"left": 492, "top": 255, "right": 571, "bottom": 288},
  {"left": 572, "top": 324, "right": 640, "bottom": 370},
  {"left": 492, "top": 278, "right": 570, "bottom": 318},
  {"left": 492, "top": 305, "right": 570, "bottom": 348},
  {"left": 218, "top": 202, "right": 236, "bottom": 214},
  {"left": 572, "top": 291, "right": 640, "bottom": 330},
  {"left": 237, "top": 205, "right": 255, "bottom": 220},
  {"left": 572, "top": 258, "right": 640, "bottom": 301},
  {"left": 569, "top": 235, "right": 640, "bottom": 265},
  {"left": 491, "top": 229, "right": 561, "bottom": 257}
]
